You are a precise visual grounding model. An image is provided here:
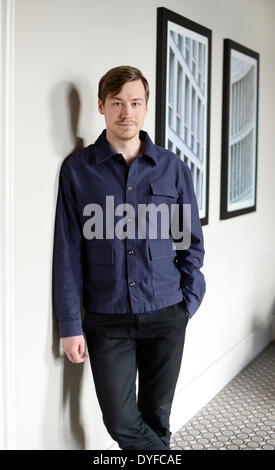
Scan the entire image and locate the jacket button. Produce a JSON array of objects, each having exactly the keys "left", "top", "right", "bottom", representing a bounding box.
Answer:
[
  {"left": 127, "top": 249, "right": 135, "bottom": 255},
  {"left": 127, "top": 185, "right": 134, "bottom": 191},
  {"left": 129, "top": 281, "right": 136, "bottom": 287}
]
